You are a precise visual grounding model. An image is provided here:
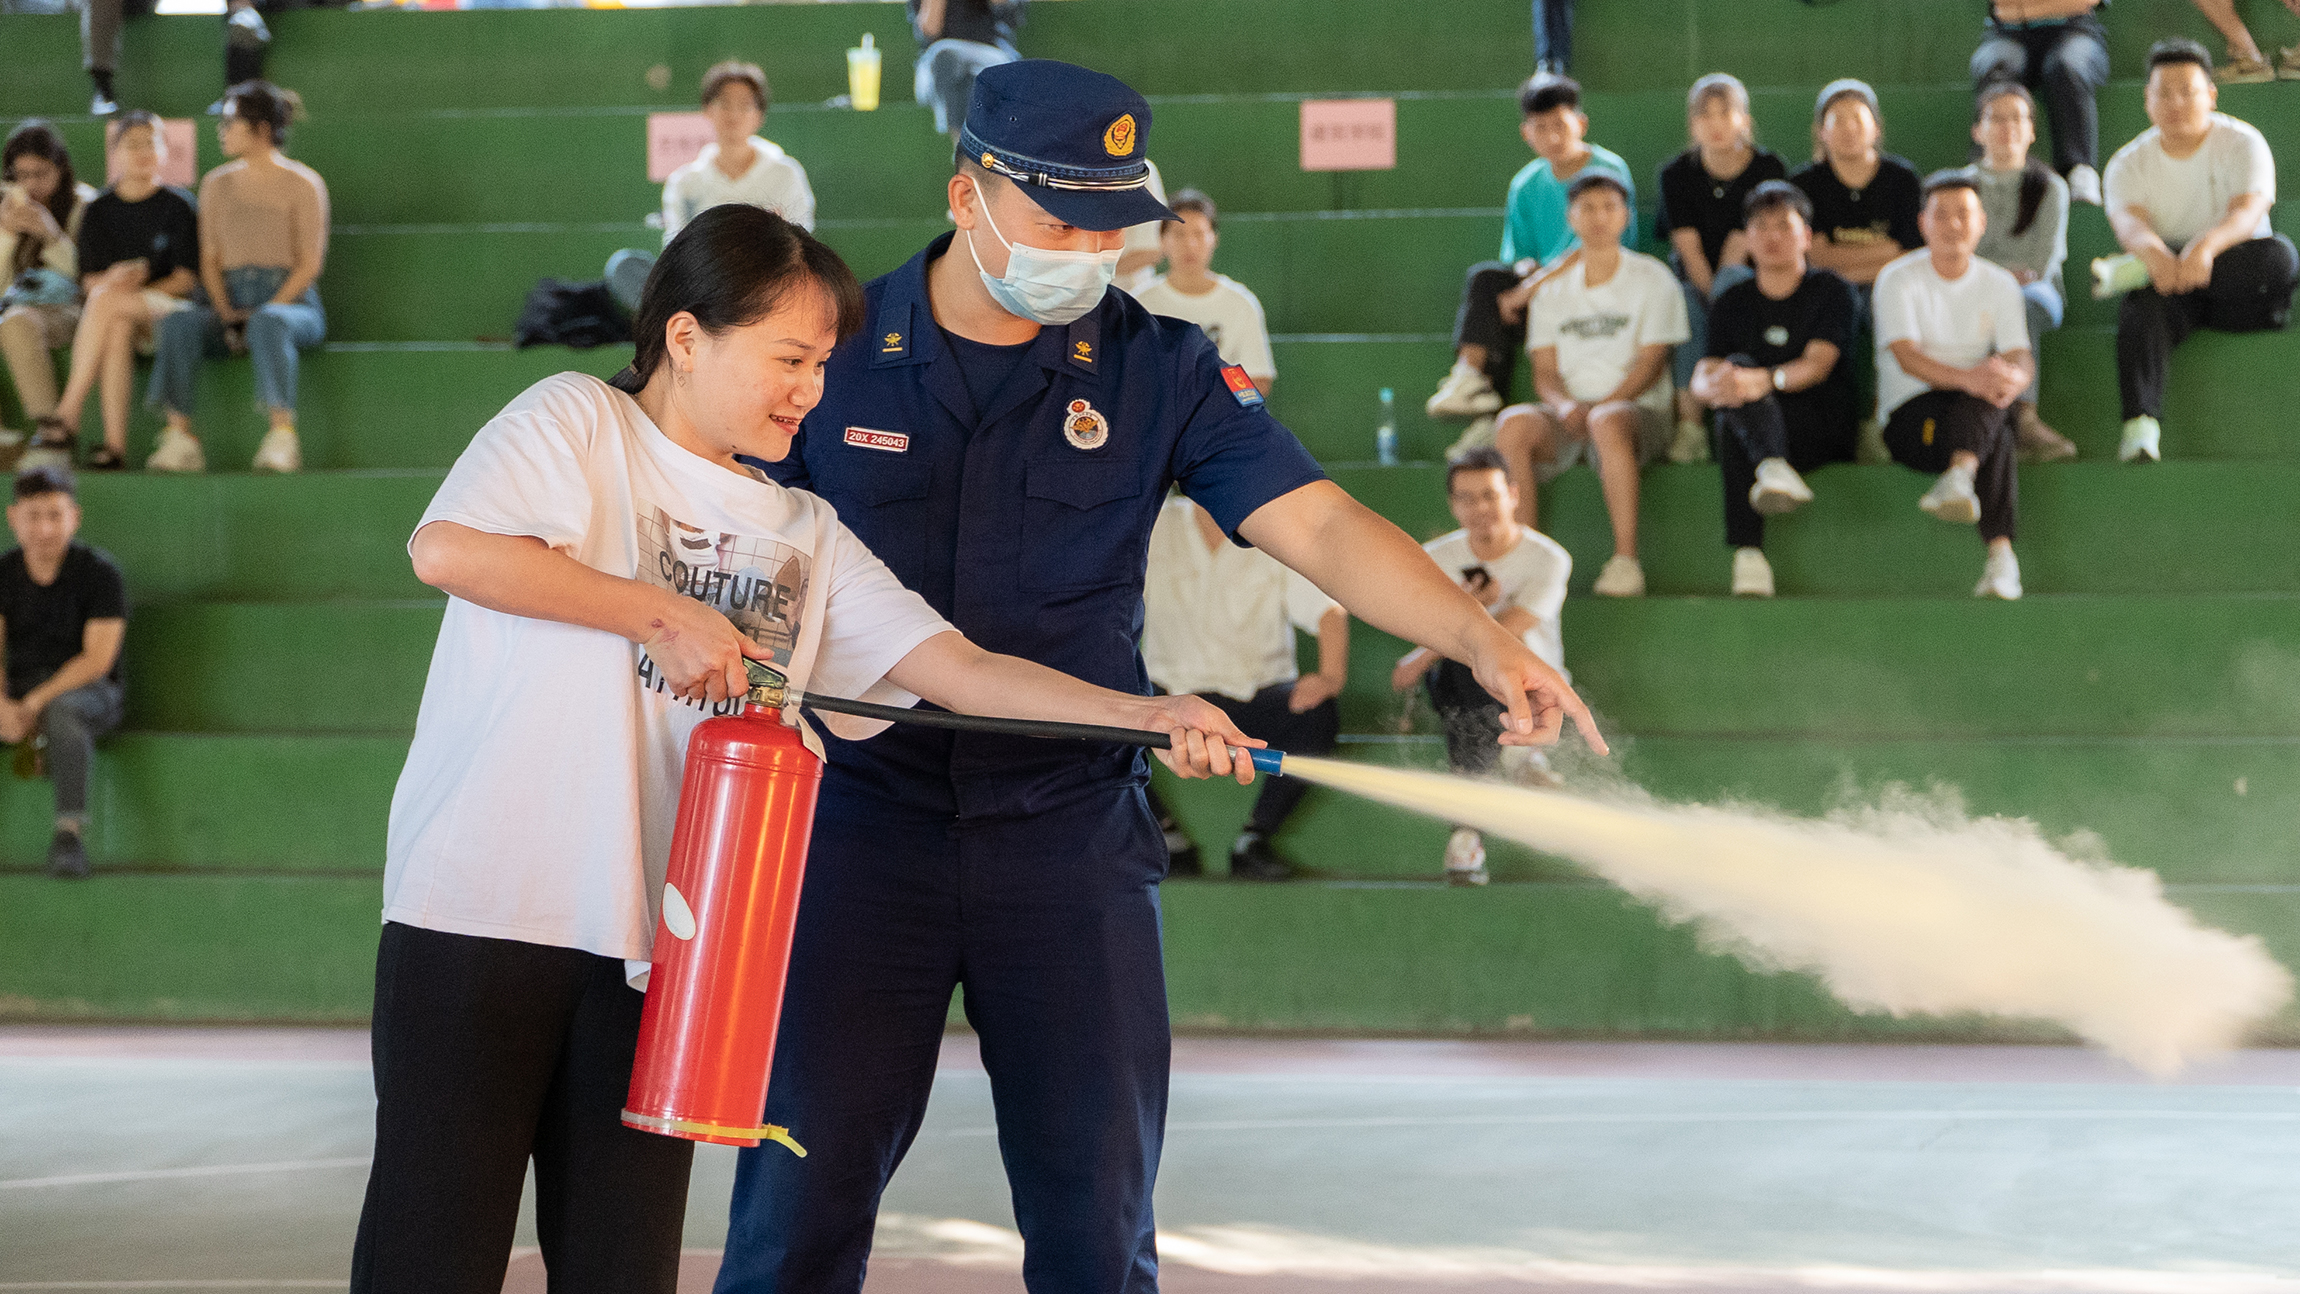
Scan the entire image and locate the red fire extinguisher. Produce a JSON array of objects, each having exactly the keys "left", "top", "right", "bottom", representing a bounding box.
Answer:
[{"left": 621, "top": 675, "right": 818, "bottom": 1154}]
